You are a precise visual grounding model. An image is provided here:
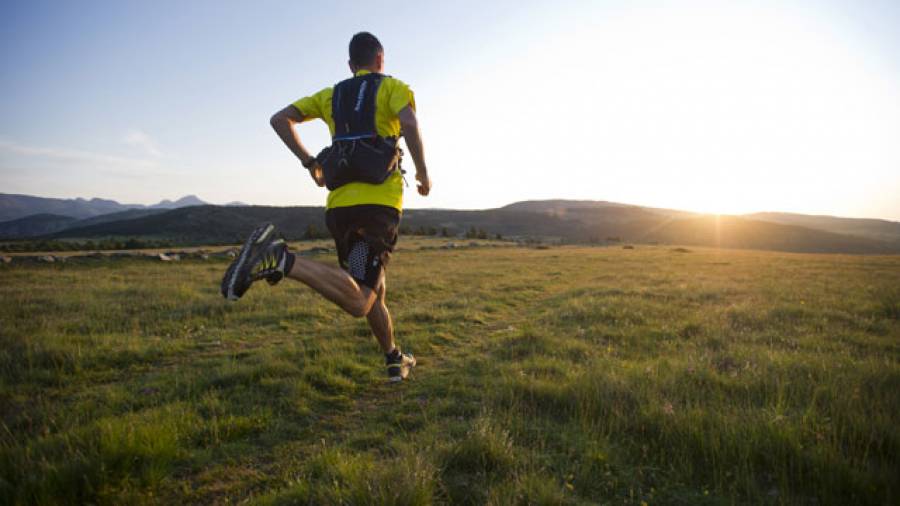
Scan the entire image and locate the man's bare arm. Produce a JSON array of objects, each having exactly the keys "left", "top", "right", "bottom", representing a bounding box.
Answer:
[
  {"left": 270, "top": 106, "right": 324, "bottom": 186},
  {"left": 398, "top": 105, "right": 430, "bottom": 196}
]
